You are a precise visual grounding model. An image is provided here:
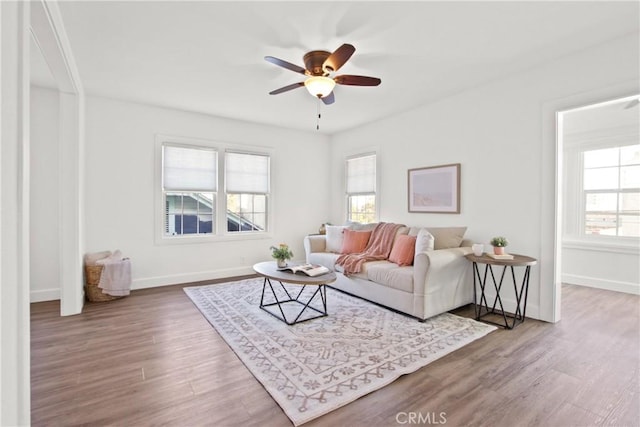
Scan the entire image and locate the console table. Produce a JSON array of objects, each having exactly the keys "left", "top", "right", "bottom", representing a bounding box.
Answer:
[{"left": 465, "top": 253, "right": 537, "bottom": 329}]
